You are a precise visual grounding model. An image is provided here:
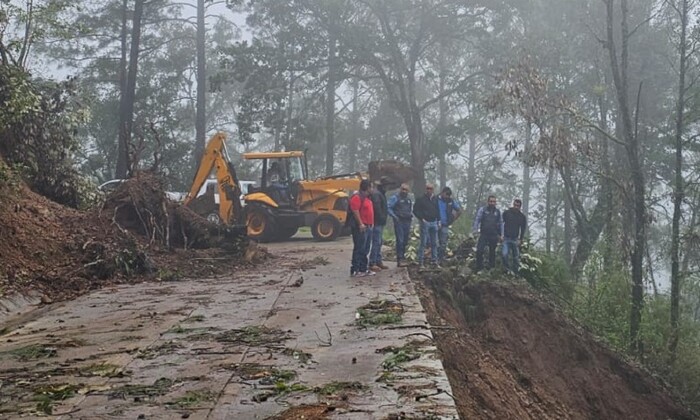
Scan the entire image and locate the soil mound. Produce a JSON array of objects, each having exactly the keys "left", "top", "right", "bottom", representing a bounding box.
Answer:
[
  {"left": 414, "top": 272, "right": 693, "bottom": 419},
  {"left": 0, "top": 170, "right": 259, "bottom": 302},
  {"left": 103, "top": 172, "right": 242, "bottom": 250}
]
